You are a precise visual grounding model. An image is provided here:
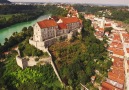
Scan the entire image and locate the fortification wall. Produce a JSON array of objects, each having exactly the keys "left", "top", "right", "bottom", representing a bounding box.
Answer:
[
  {"left": 16, "top": 56, "right": 24, "bottom": 69},
  {"left": 29, "top": 39, "right": 48, "bottom": 52}
]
